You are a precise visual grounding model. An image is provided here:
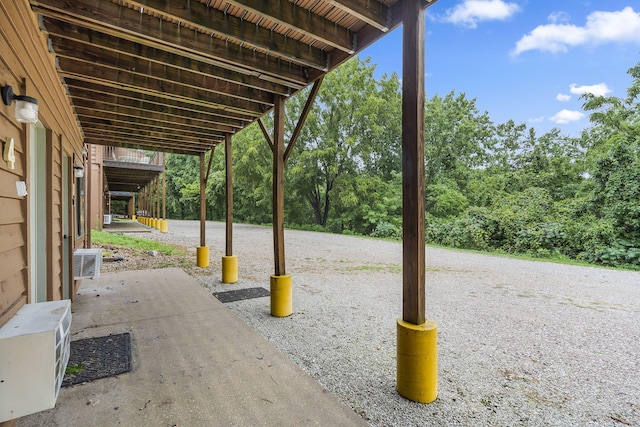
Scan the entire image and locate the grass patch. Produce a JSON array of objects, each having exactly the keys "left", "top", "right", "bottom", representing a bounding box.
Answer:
[
  {"left": 91, "top": 230, "right": 185, "bottom": 256},
  {"left": 65, "top": 363, "right": 83, "bottom": 375},
  {"left": 344, "top": 263, "right": 402, "bottom": 273}
]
